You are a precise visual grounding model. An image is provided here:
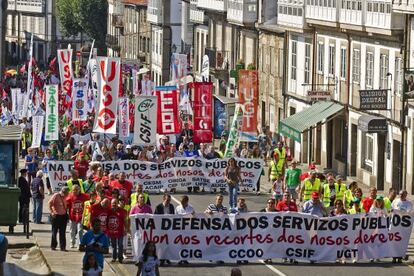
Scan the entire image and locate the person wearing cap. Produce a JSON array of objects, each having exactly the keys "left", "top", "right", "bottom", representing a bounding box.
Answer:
[
  {"left": 18, "top": 169, "right": 31, "bottom": 223},
  {"left": 301, "top": 192, "right": 327, "bottom": 217},
  {"left": 284, "top": 160, "right": 302, "bottom": 201},
  {"left": 273, "top": 142, "right": 287, "bottom": 175},
  {"left": 121, "top": 145, "right": 134, "bottom": 160},
  {"left": 49, "top": 186, "right": 70, "bottom": 251},
  {"left": 348, "top": 197, "right": 365, "bottom": 214},
  {"left": 66, "top": 169, "right": 85, "bottom": 194},
  {"left": 369, "top": 196, "right": 388, "bottom": 216},
  {"left": 300, "top": 170, "right": 321, "bottom": 202}
]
